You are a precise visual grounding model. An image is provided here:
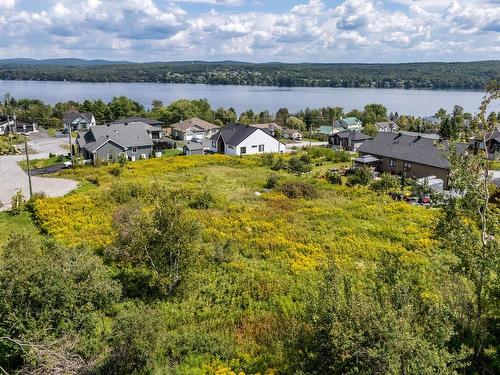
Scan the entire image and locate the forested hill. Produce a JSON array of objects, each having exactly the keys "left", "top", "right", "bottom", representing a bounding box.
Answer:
[{"left": 0, "top": 59, "right": 498, "bottom": 89}]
